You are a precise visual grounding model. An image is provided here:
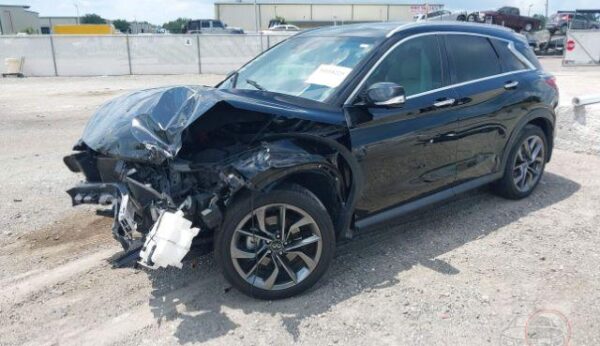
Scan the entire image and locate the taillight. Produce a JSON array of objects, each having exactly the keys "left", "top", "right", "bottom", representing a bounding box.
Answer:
[
  {"left": 545, "top": 76, "right": 558, "bottom": 91},
  {"left": 566, "top": 40, "right": 575, "bottom": 51}
]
